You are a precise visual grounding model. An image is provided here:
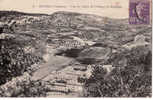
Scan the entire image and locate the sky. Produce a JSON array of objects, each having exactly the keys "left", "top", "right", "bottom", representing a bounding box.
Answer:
[{"left": 0, "top": 0, "right": 129, "bottom": 18}]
